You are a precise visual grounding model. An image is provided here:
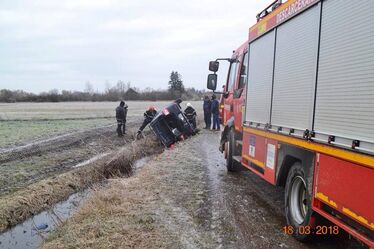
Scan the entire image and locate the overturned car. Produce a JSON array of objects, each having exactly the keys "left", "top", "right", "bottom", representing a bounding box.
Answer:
[{"left": 149, "top": 103, "right": 197, "bottom": 147}]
